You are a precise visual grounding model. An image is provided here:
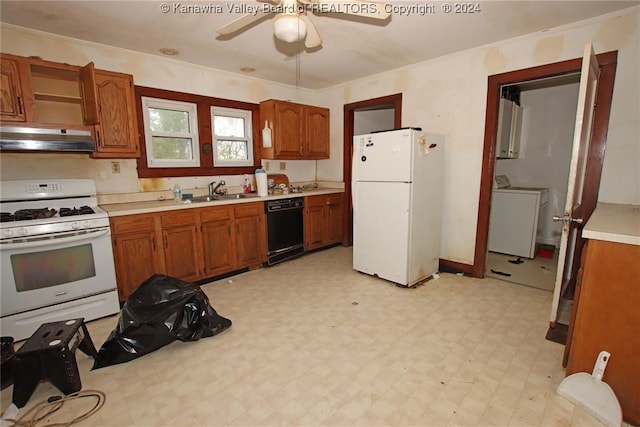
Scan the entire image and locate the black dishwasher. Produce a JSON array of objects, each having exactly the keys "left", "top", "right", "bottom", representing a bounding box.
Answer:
[{"left": 265, "top": 197, "right": 305, "bottom": 265}]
